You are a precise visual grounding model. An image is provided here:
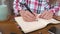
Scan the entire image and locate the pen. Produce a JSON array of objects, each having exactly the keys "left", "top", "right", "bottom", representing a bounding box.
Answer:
[{"left": 20, "top": 2, "right": 35, "bottom": 15}]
